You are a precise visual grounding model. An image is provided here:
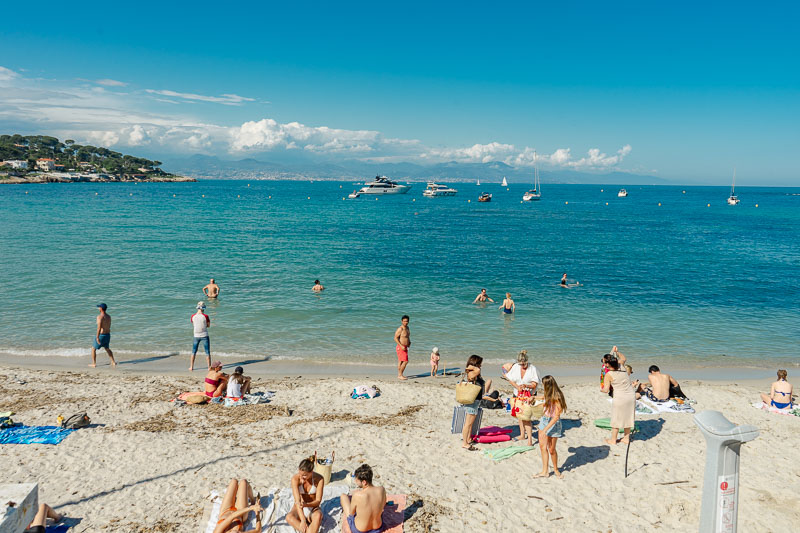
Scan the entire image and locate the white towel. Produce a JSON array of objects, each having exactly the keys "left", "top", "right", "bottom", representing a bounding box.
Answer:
[
  {"left": 636, "top": 397, "right": 695, "bottom": 414},
  {"left": 751, "top": 401, "right": 797, "bottom": 416},
  {"left": 267, "top": 484, "right": 350, "bottom": 533}
]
